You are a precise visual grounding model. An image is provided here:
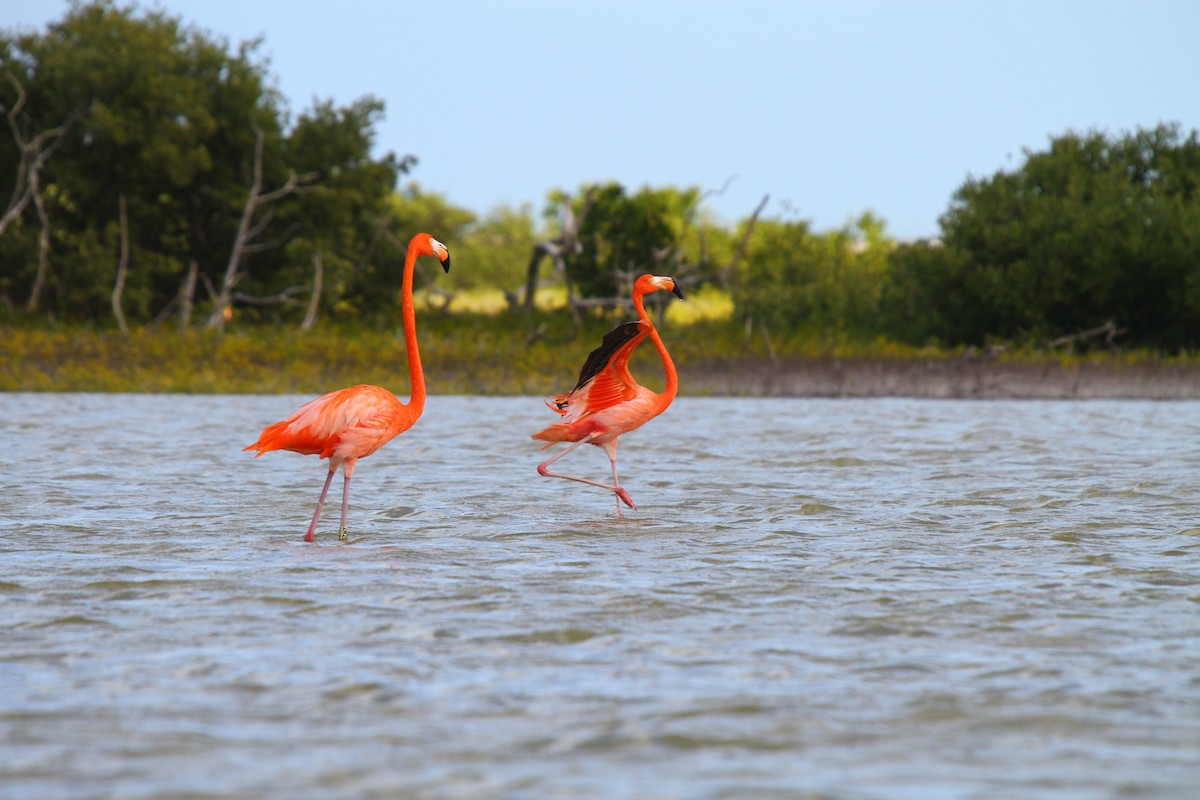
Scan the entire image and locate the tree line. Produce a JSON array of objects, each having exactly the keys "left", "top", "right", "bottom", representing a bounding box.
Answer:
[{"left": 3, "top": 2, "right": 1199, "bottom": 351}]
